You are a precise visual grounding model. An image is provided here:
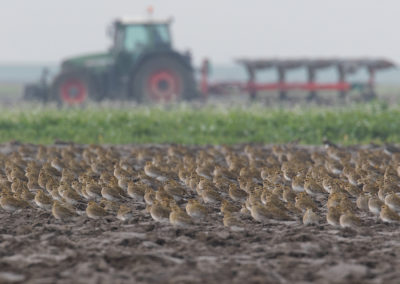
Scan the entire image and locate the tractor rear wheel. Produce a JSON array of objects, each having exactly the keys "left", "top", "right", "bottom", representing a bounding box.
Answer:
[
  {"left": 131, "top": 56, "right": 198, "bottom": 103},
  {"left": 53, "top": 72, "right": 97, "bottom": 105}
]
